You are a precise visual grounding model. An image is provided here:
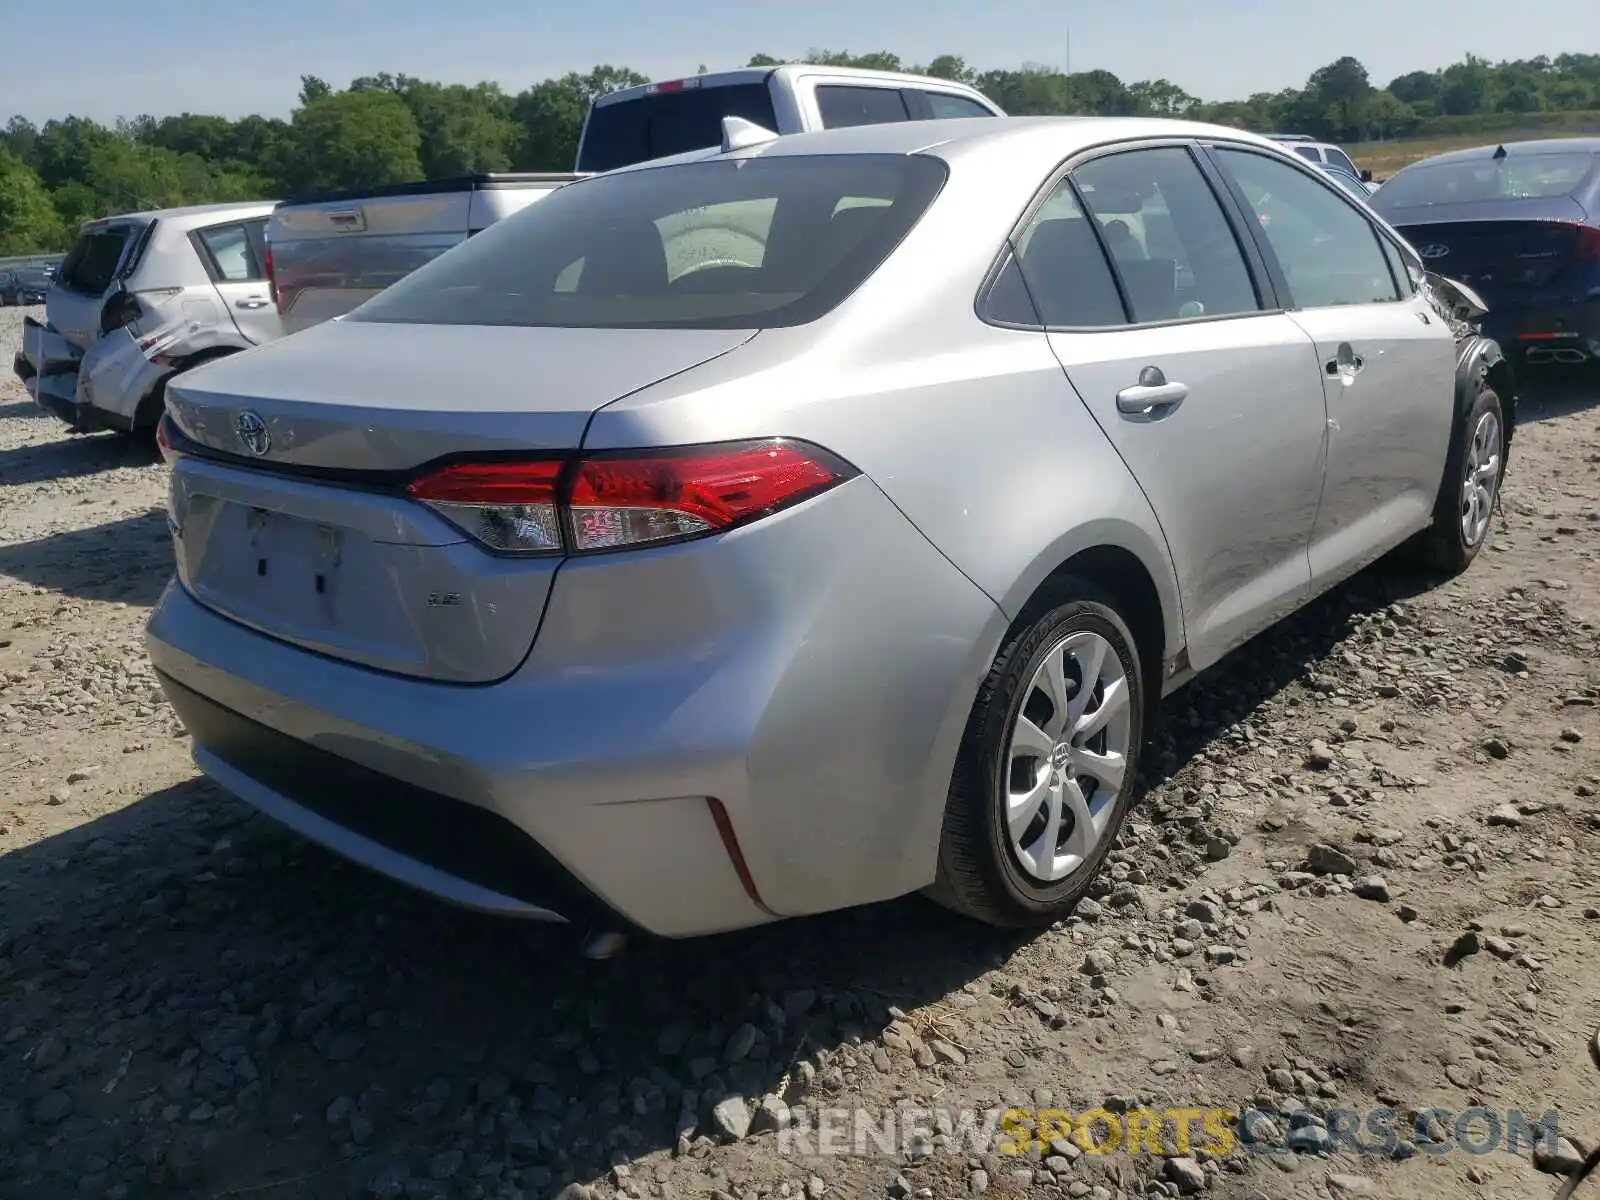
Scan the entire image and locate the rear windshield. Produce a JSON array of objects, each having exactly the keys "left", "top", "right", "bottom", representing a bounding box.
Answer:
[
  {"left": 348, "top": 153, "right": 948, "bottom": 331},
  {"left": 577, "top": 83, "right": 780, "bottom": 173},
  {"left": 57, "top": 226, "right": 139, "bottom": 294},
  {"left": 1375, "top": 151, "right": 1596, "bottom": 207}
]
